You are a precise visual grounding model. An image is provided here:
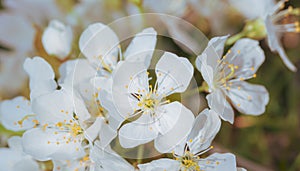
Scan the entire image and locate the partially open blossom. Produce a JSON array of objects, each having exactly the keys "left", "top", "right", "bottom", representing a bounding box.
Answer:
[{"left": 42, "top": 20, "right": 73, "bottom": 60}]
